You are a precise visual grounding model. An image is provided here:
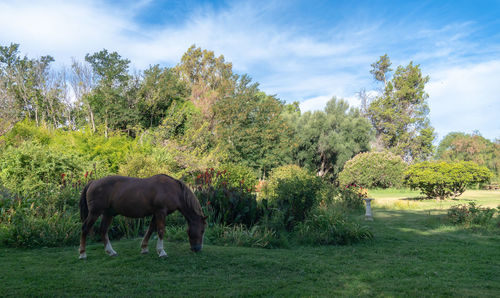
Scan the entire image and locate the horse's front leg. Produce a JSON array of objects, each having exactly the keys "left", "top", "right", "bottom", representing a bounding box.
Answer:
[
  {"left": 100, "top": 214, "right": 117, "bottom": 257},
  {"left": 140, "top": 216, "right": 156, "bottom": 254},
  {"left": 155, "top": 213, "right": 167, "bottom": 258}
]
